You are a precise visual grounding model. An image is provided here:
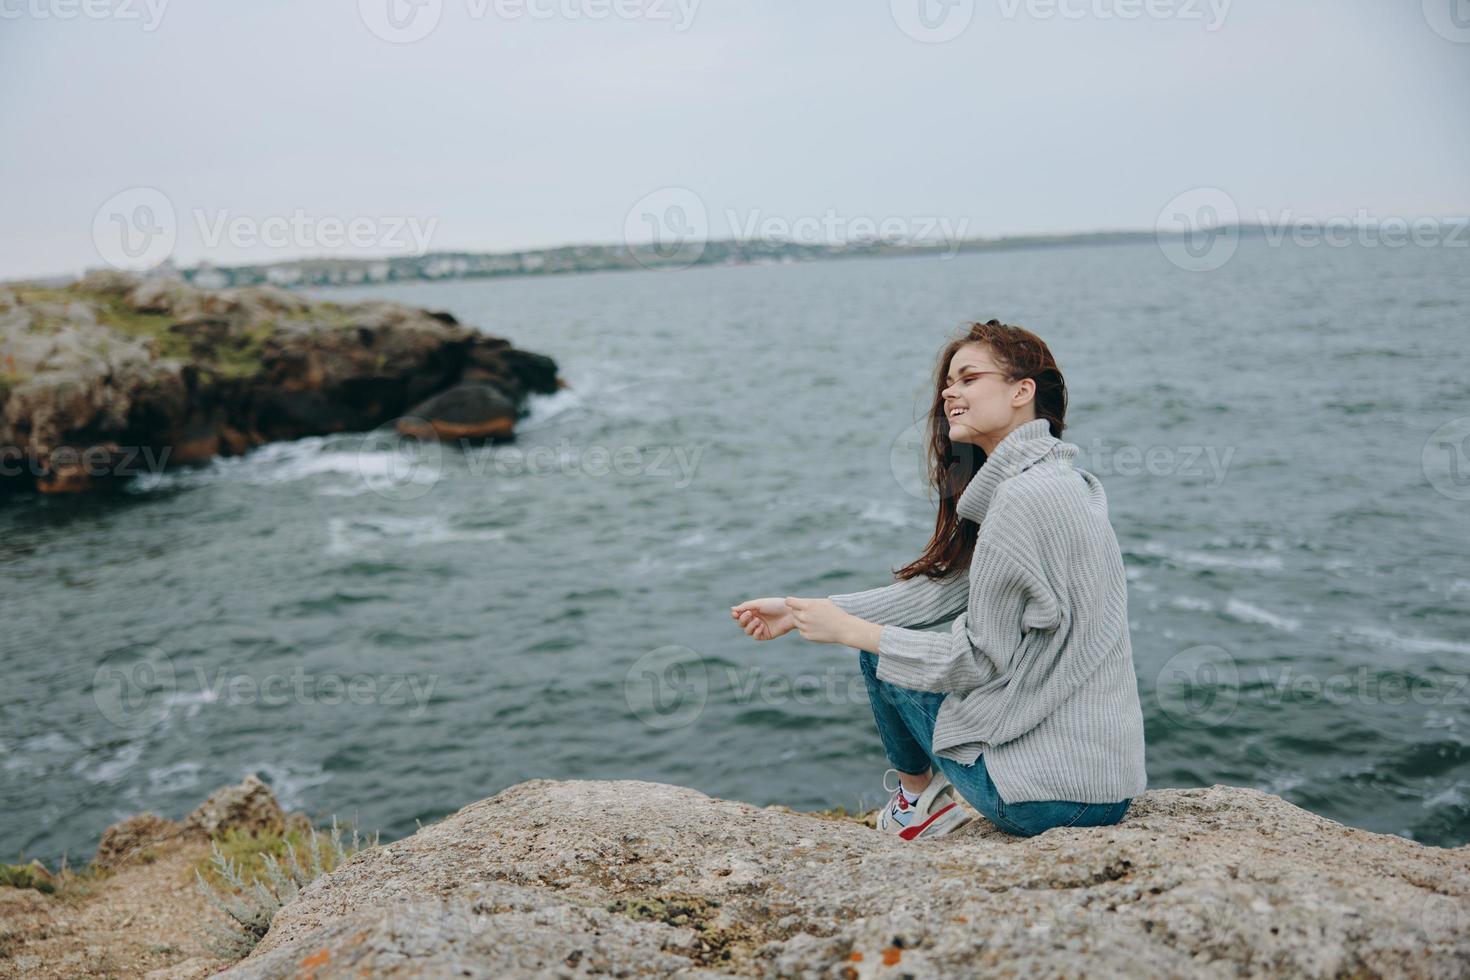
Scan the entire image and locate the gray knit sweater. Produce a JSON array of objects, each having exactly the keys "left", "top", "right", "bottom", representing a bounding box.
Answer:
[{"left": 829, "top": 417, "right": 1147, "bottom": 804}]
